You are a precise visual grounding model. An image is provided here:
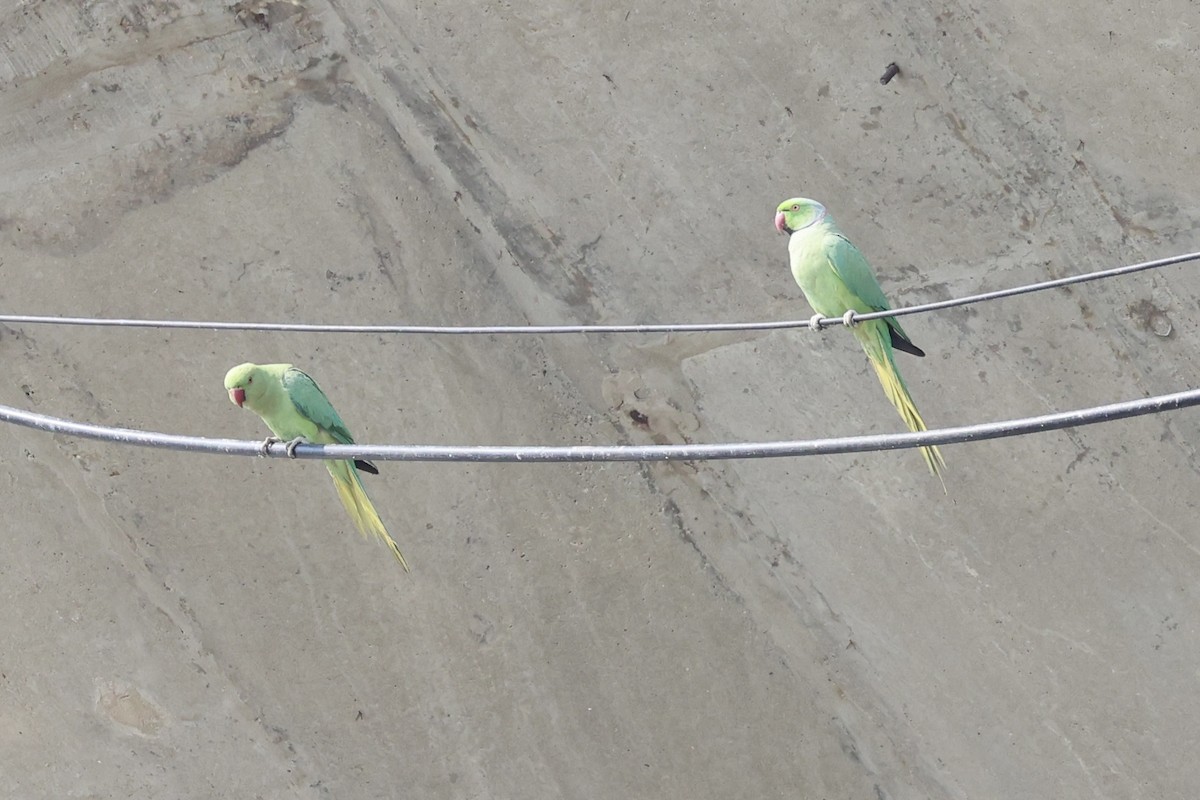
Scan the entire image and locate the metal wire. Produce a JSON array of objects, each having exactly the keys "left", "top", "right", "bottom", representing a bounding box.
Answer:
[
  {"left": 0, "top": 250, "right": 1195, "bottom": 335},
  {"left": 3, "top": 386, "right": 1198, "bottom": 463}
]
